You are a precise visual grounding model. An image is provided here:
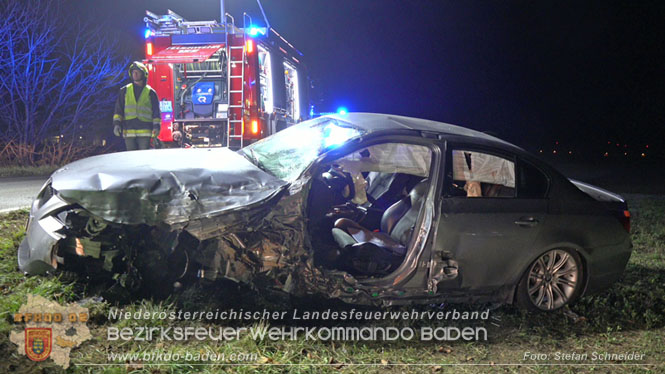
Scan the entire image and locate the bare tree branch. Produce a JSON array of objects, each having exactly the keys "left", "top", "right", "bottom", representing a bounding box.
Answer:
[{"left": 0, "top": 0, "right": 127, "bottom": 146}]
